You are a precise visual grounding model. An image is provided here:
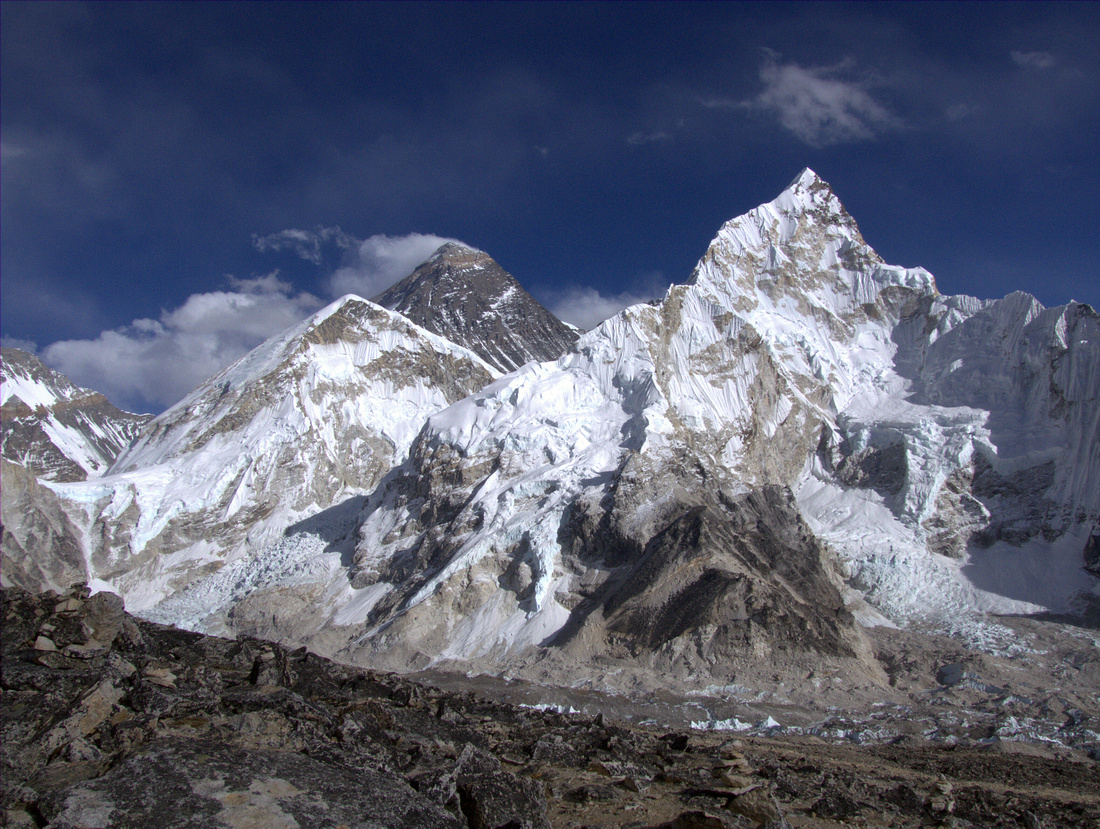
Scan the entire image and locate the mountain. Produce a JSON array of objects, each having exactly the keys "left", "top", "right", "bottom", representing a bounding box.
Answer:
[
  {"left": 203, "top": 170, "right": 1098, "bottom": 698},
  {"left": 7, "top": 172, "right": 1098, "bottom": 712},
  {"left": 373, "top": 242, "right": 580, "bottom": 373},
  {"left": 3, "top": 297, "right": 497, "bottom": 611},
  {"left": 1, "top": 347, "right": 150, "bottom": 482}
]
